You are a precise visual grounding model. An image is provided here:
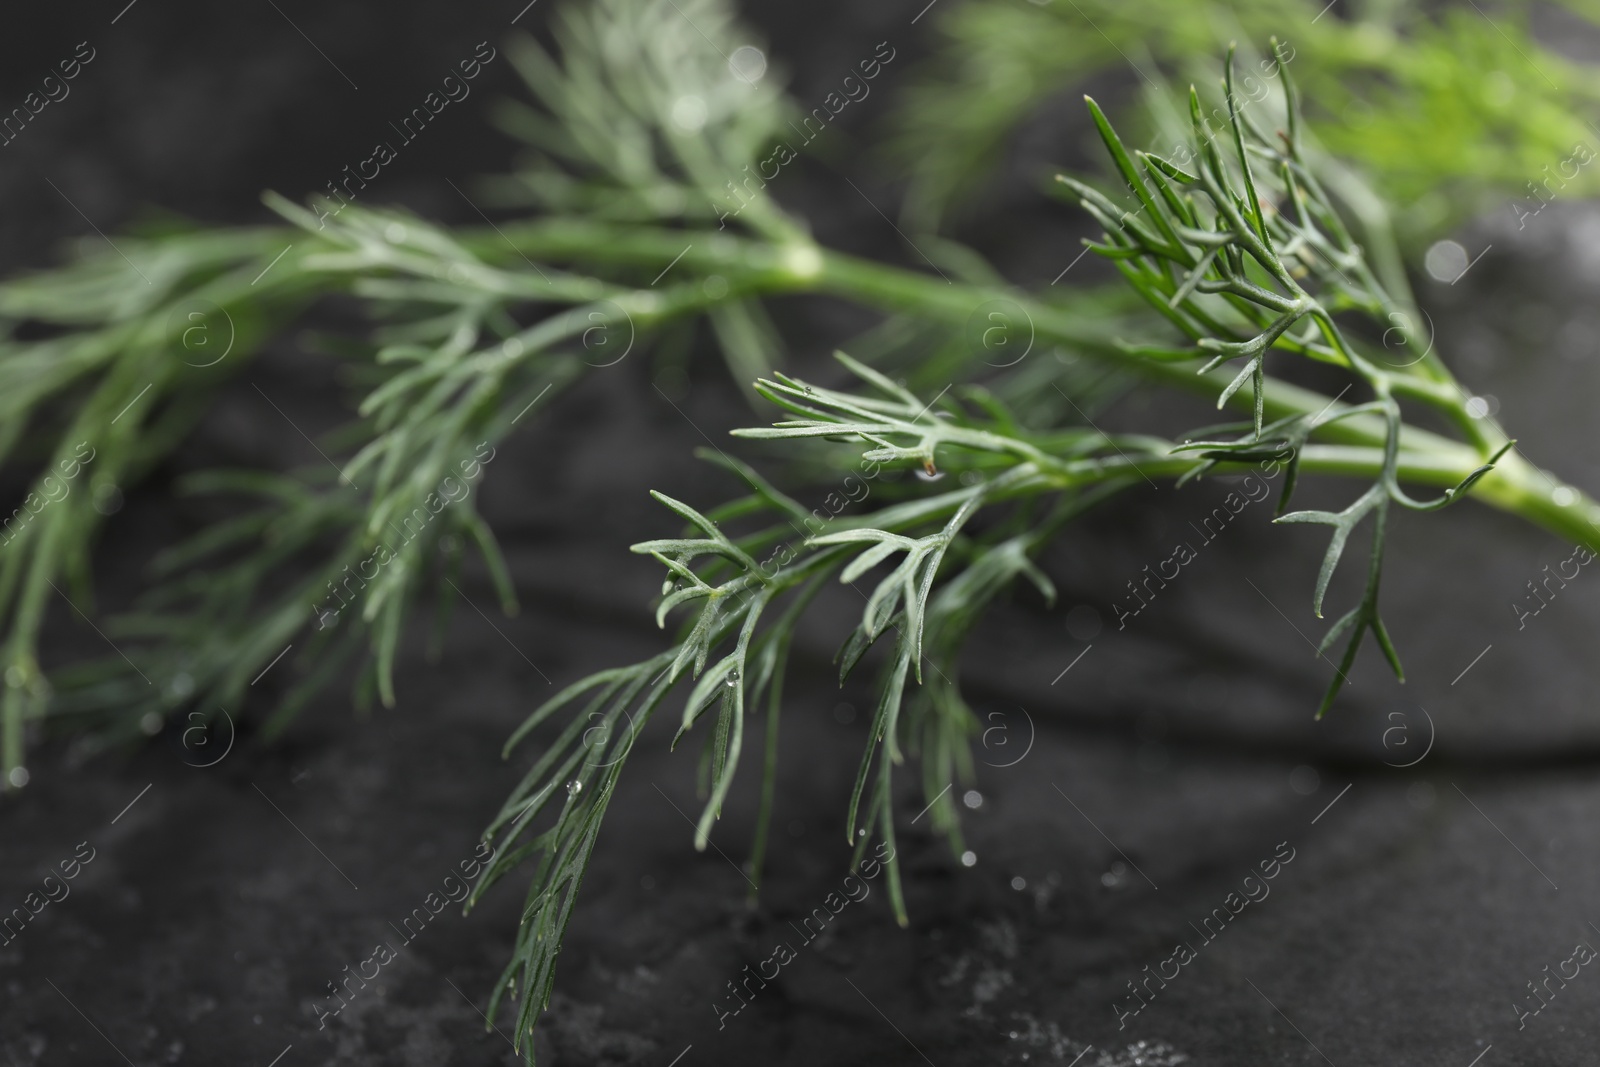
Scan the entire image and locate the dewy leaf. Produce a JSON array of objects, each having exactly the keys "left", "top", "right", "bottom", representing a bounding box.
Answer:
[{"left": 674, "top": 654, "right": 739, "bottom": 747}]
